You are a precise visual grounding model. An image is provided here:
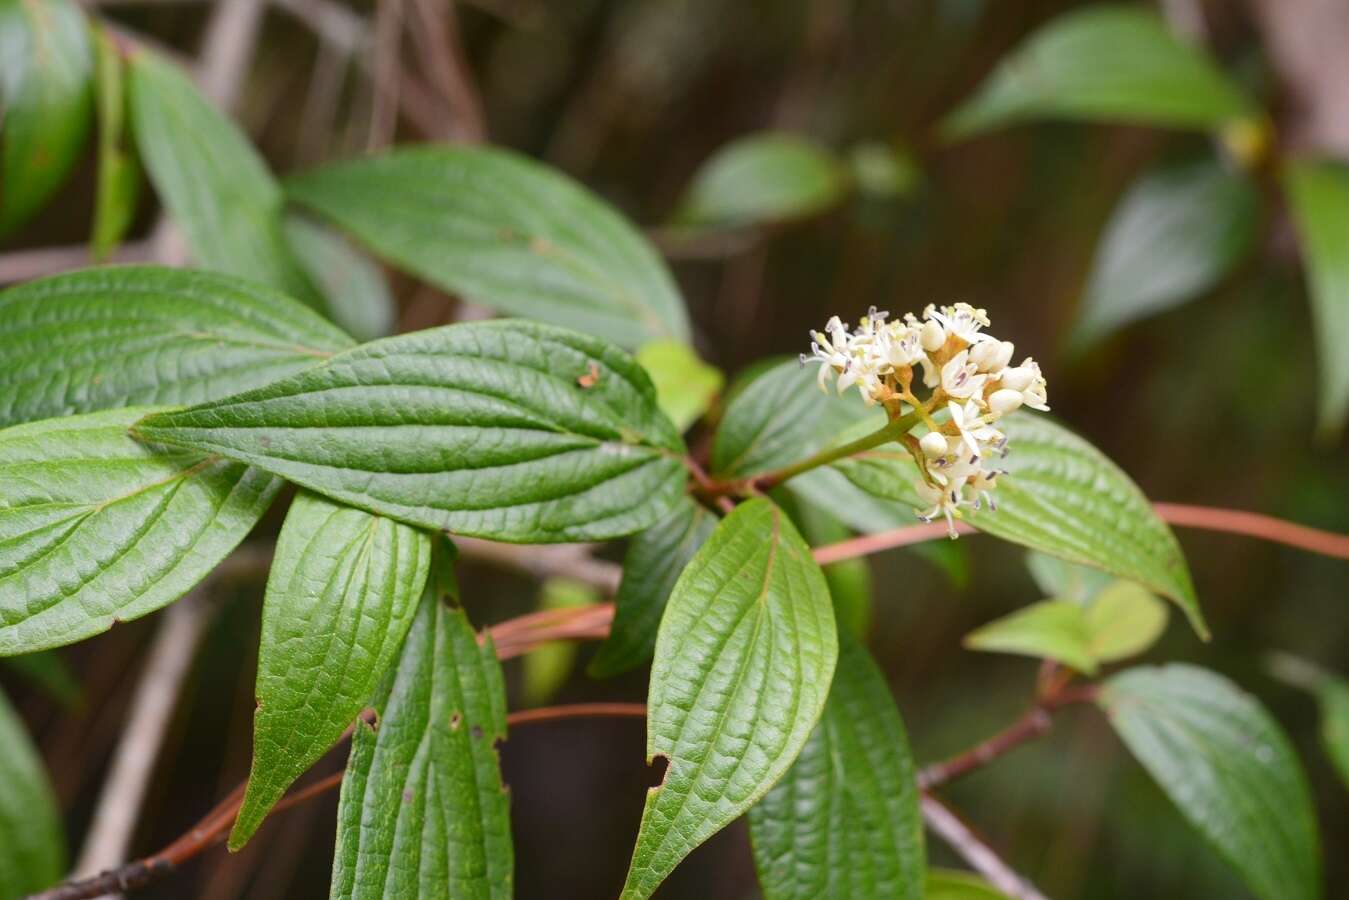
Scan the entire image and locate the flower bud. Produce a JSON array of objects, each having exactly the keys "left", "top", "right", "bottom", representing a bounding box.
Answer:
[
  {"left": 1000, "top": 366, "right": 1033, "bottom": 391},
  {"left": 990, "top": 340, "right": 1015, "bottom": 372},
  {"left": 988, "top": 388, "right": 1024, "bottom": 415},
  {"left": 920, "top": 319, "right": 945, "bottom": 351},
  {"left": 968, "top": 341, "right": 999, "bottom": 371},
  {"left": 919, "top": 431, "right": 948, "bottom": 458}
]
